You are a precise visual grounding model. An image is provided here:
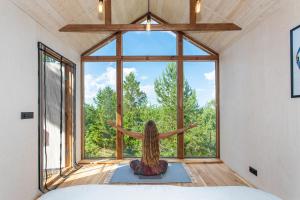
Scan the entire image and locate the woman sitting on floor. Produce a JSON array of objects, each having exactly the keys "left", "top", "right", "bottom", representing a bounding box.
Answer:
[{"left": 108, "top": 120, "right": 197, "bottom": 176}]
